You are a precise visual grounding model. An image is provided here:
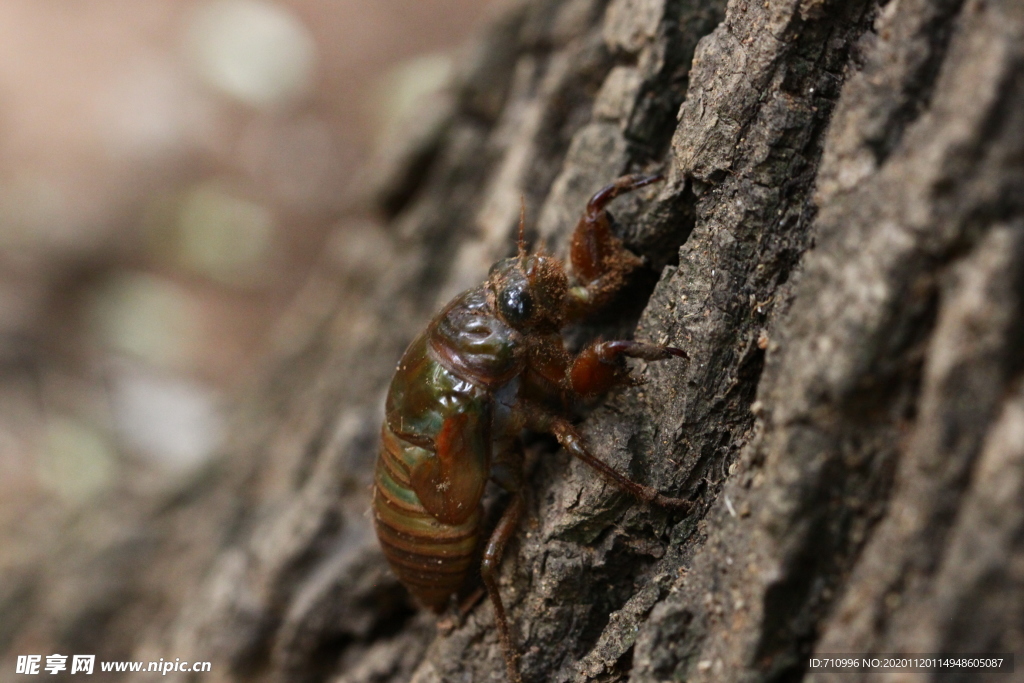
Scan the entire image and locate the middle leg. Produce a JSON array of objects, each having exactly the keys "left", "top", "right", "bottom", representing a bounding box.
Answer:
[{"left": 568, "top": 339, "right": 686, "bottom": 398}]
